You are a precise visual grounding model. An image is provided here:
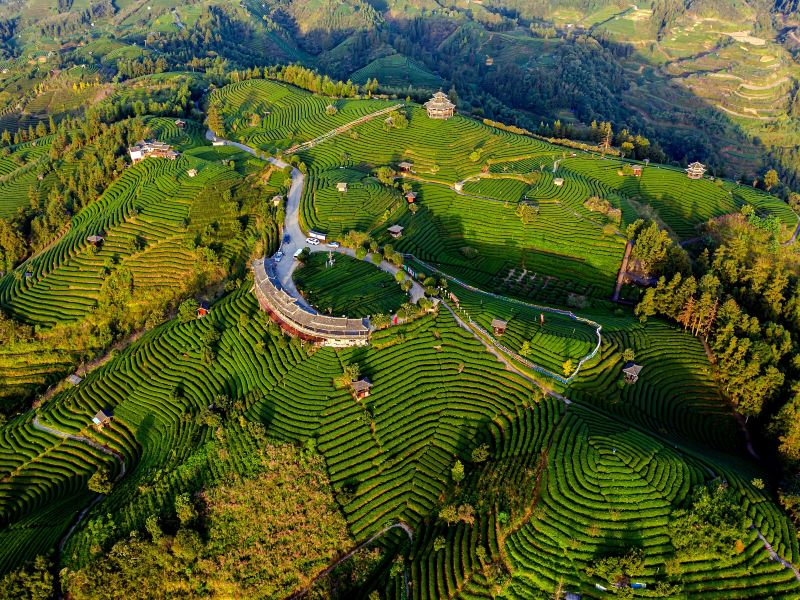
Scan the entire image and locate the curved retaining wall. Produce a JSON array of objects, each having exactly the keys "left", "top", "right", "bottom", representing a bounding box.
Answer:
[{"left": 252, "top": 258, "right": 370, "bottom": 346}]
